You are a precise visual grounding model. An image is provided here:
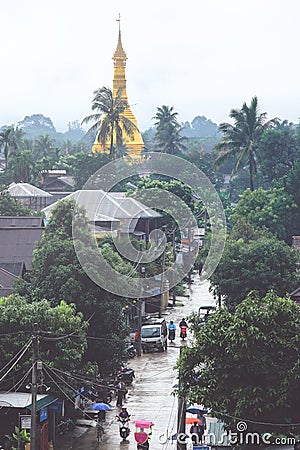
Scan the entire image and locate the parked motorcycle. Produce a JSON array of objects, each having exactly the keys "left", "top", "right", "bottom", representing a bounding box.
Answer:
[
  {"left": 117, "top": 416, "right": 130, "bottom": 441},
  {"left": 126, "top": 343, "right": 137, "bottom": 358},
  {"left": 180, "top": 325, "right": 187, "bottom": 340},
  {"left": 117, "top": 367, "right": 135, "bottom": 385},
  {"left": 168, "top": 329, "right": 175, "bottom": 343},
  {"left": 57, "top": 416, "right": 75, "bottom": 435}
]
